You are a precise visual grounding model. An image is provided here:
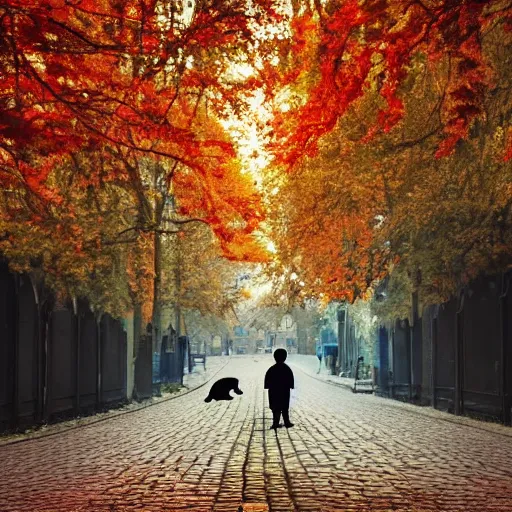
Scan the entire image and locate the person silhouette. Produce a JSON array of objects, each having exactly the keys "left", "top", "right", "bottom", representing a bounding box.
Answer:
[{"left": 264, "top": 348, "right": 294, "bottom": 429}]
